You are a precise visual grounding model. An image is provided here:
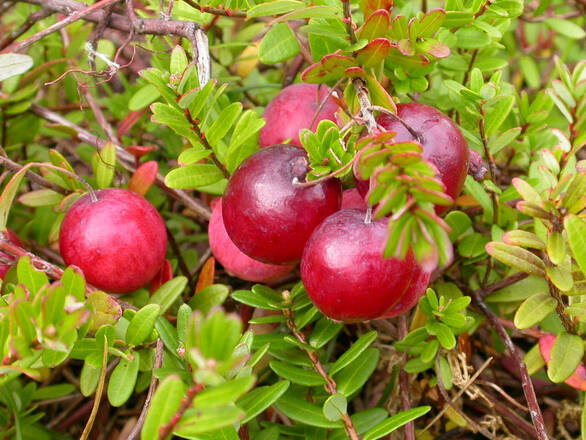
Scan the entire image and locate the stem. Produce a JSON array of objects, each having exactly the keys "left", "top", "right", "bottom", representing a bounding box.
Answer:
[
  {"left": 353, "top": 79, "right": 377, "bottom": 133},
  {"left": 0, "top": 156, "right": 68, "bottom": 195},
  {"left": 471, "top": 291, "right": 549, "bottom": 440},
  {"left": 181, "top": 0, "right": 247, "bottom": 17},
  {"left": 342, "top": 0, "right": 357, "bottom": 45},
  {"left": 478, "top": 272, "right": 528, "bottom": 299},
  {"left": 368, "top": 105, "right": 422, "bottom": 143},
  {"left": 282, "top": 291, "right": 360, "bottom": 440},
  {"left": 2, "top": 0, "right": 122, "bottom": 54},
  {"left": 157, "top": 383, "right": 204, "bottom": 440},
  {"left": 79, "top": 336, "right": 109, "bottom": 440},
  {"left": 184, "top": 109, "right": 230, "bottom": 179}
]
